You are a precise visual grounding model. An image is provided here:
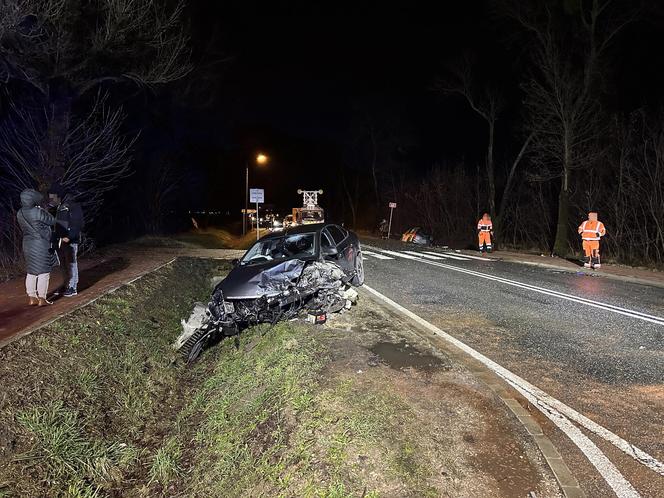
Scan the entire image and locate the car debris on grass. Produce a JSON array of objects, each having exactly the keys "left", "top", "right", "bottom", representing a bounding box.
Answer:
[{"left": 175, "top": 223, "right": 364, "bottom": 362}]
